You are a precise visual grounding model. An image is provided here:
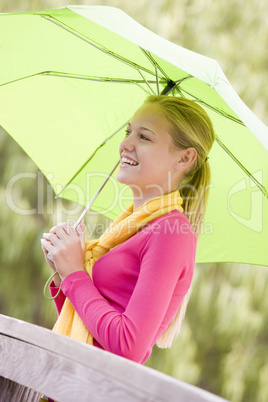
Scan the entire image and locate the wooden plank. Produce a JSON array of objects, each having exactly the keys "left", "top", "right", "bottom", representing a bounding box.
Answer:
[
  {"left": 0, "top": 335, "right": 156, "bottom": 401},
  {"left": 0, "top": 314, "right": 229, "bottom": 402}
]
